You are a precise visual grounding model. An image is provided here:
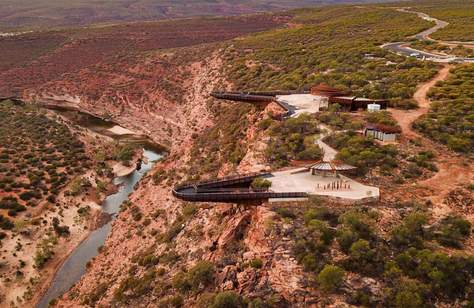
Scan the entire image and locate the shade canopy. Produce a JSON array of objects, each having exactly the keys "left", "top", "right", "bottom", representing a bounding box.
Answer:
[{"left": 310, "top": 161, "right": 357, "bottom": 172}]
